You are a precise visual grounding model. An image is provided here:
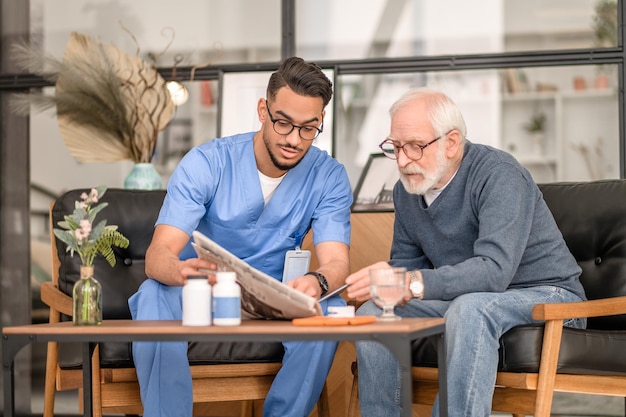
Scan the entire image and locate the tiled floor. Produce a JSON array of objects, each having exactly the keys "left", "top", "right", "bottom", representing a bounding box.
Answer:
[
  {"left": 492, "top": 392, "right": 624, "bottom": 416},
  {"left": 30, "top": 386, "right": 78, "bottom": 416},
  {"left": 30, "top": 346, "right": 80, "bottom": 416},
  {"left": 28, "top": 384, "right": 625, "bottom": 417}
]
